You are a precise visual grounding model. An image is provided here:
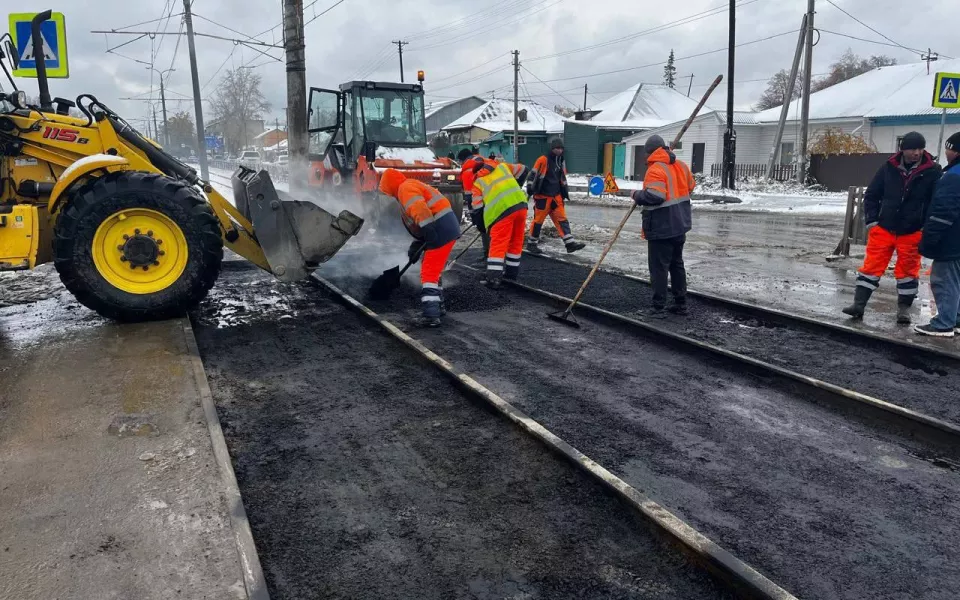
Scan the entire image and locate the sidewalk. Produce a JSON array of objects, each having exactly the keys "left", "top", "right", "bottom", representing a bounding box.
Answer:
[{"left": 0, "top": 278, "right": 252, "bottom": 600}]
